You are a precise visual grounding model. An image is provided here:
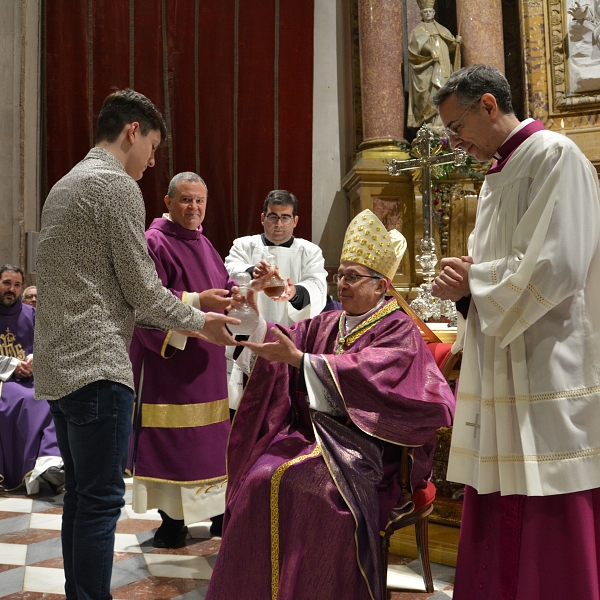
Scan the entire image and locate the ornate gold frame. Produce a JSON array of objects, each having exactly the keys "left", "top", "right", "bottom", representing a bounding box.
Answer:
[{"left": 547, "top": 0, "right": 600, "bottom": 112}]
